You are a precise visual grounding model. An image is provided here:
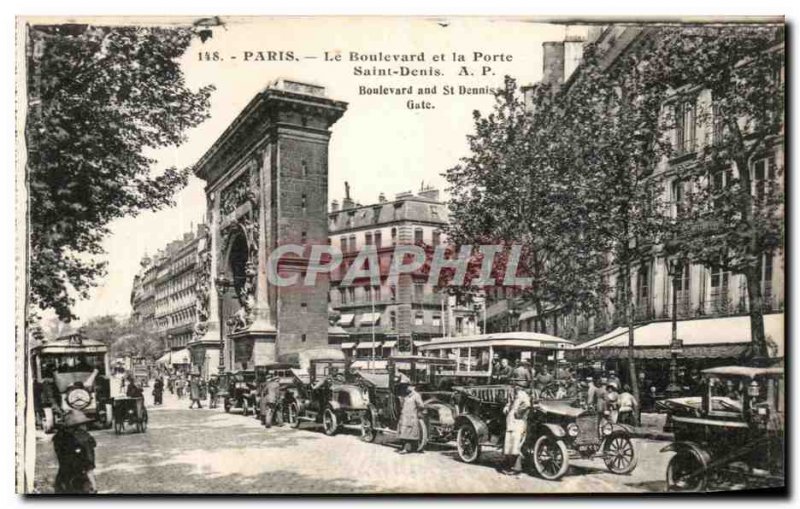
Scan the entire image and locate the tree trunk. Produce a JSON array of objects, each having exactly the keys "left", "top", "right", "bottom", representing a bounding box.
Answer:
[
  {"left": 623, "top": 261, "right": 641, "bottom": 405},
  {"left": 744, "top": 266, "right": 769, "bottom": 363}
]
